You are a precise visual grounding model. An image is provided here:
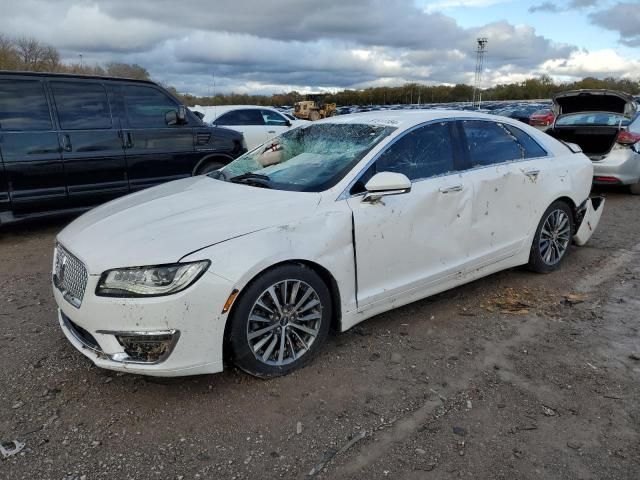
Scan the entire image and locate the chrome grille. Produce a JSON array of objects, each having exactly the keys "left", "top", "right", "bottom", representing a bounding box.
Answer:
[{"left": 54, "top": 244, "right": 88, "bottom": 308}]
